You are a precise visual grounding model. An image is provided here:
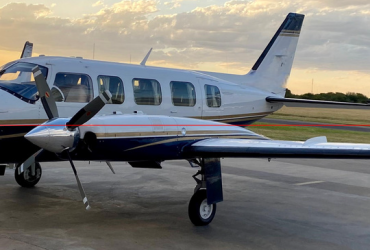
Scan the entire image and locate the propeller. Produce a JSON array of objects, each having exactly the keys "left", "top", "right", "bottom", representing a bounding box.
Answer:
[
  {"left": 32, "top": 66, "right": 59, "bottom": 119},
  {"left": 26, "top": 66, "right": 112, "bottom": 210}
]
